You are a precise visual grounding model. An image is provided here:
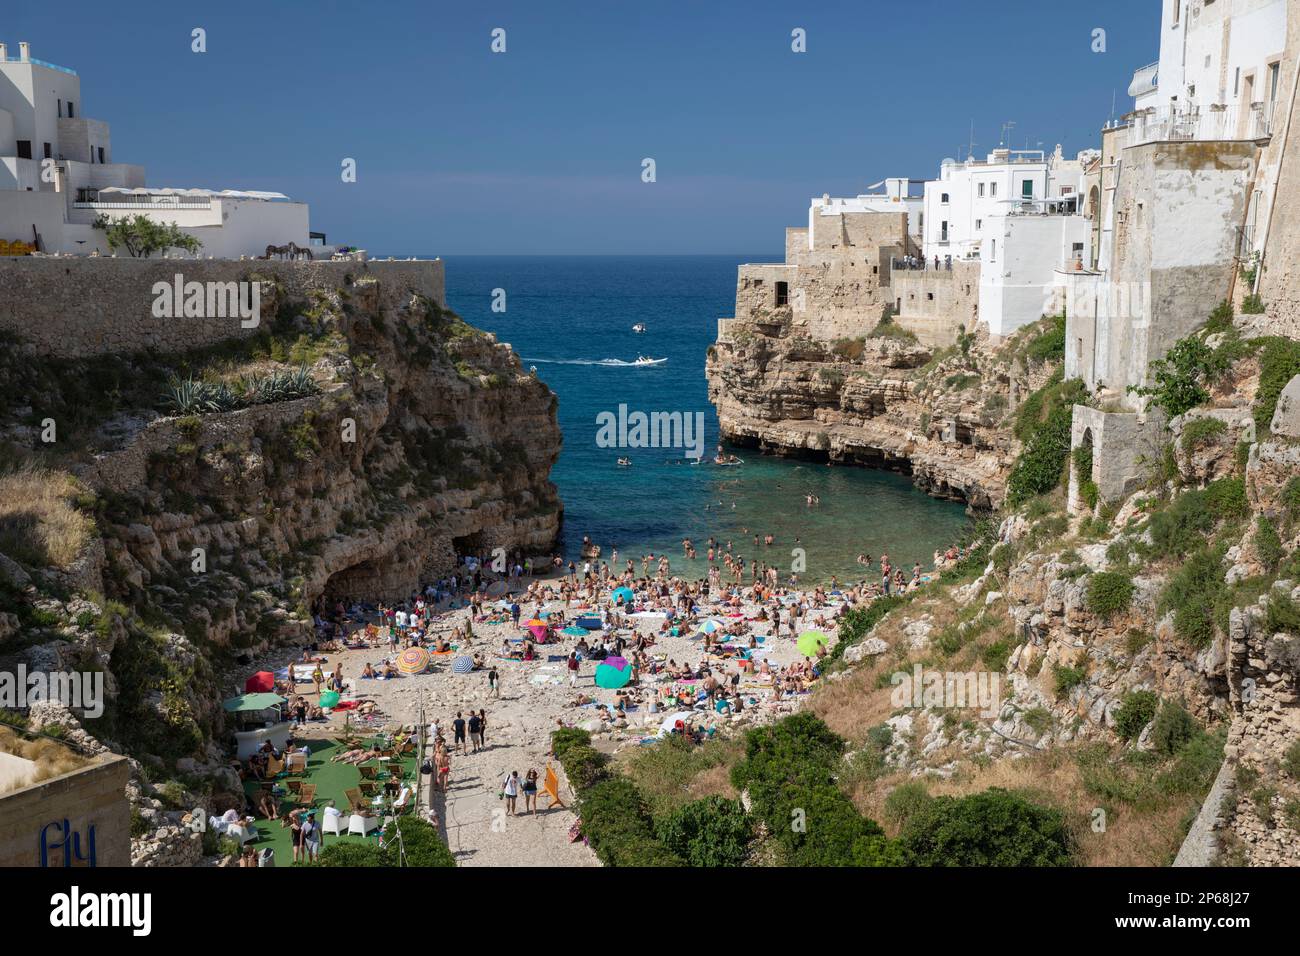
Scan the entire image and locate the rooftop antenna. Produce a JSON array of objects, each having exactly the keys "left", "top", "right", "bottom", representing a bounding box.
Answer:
[
  {"left": 1000, "top": 120, "right": 1016, "bottom": 146},
  {"left": 966, "top": 121, "right": 977, "bottom": 161}
]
